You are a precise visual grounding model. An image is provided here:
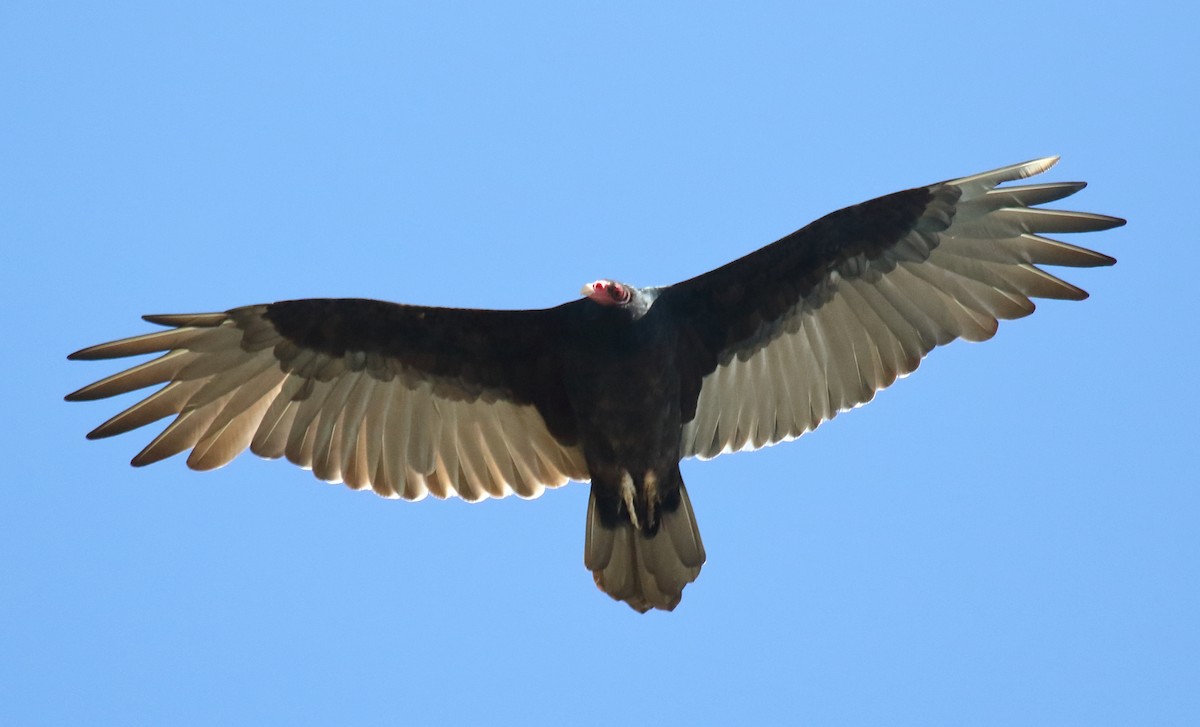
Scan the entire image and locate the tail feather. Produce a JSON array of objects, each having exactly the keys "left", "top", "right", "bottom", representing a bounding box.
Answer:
[{"left": 585, "top": 482, "right": 706, "bottom": 612}]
